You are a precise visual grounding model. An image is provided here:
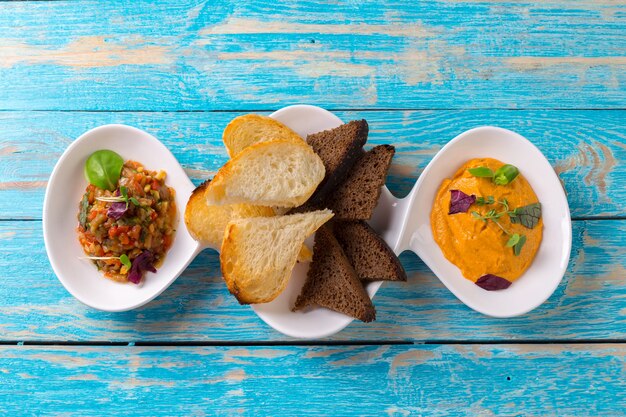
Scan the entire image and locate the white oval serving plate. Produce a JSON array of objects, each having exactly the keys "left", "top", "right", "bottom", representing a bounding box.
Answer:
[{"left": 43, "top": 106, "right": 571, "bottom": 338}]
